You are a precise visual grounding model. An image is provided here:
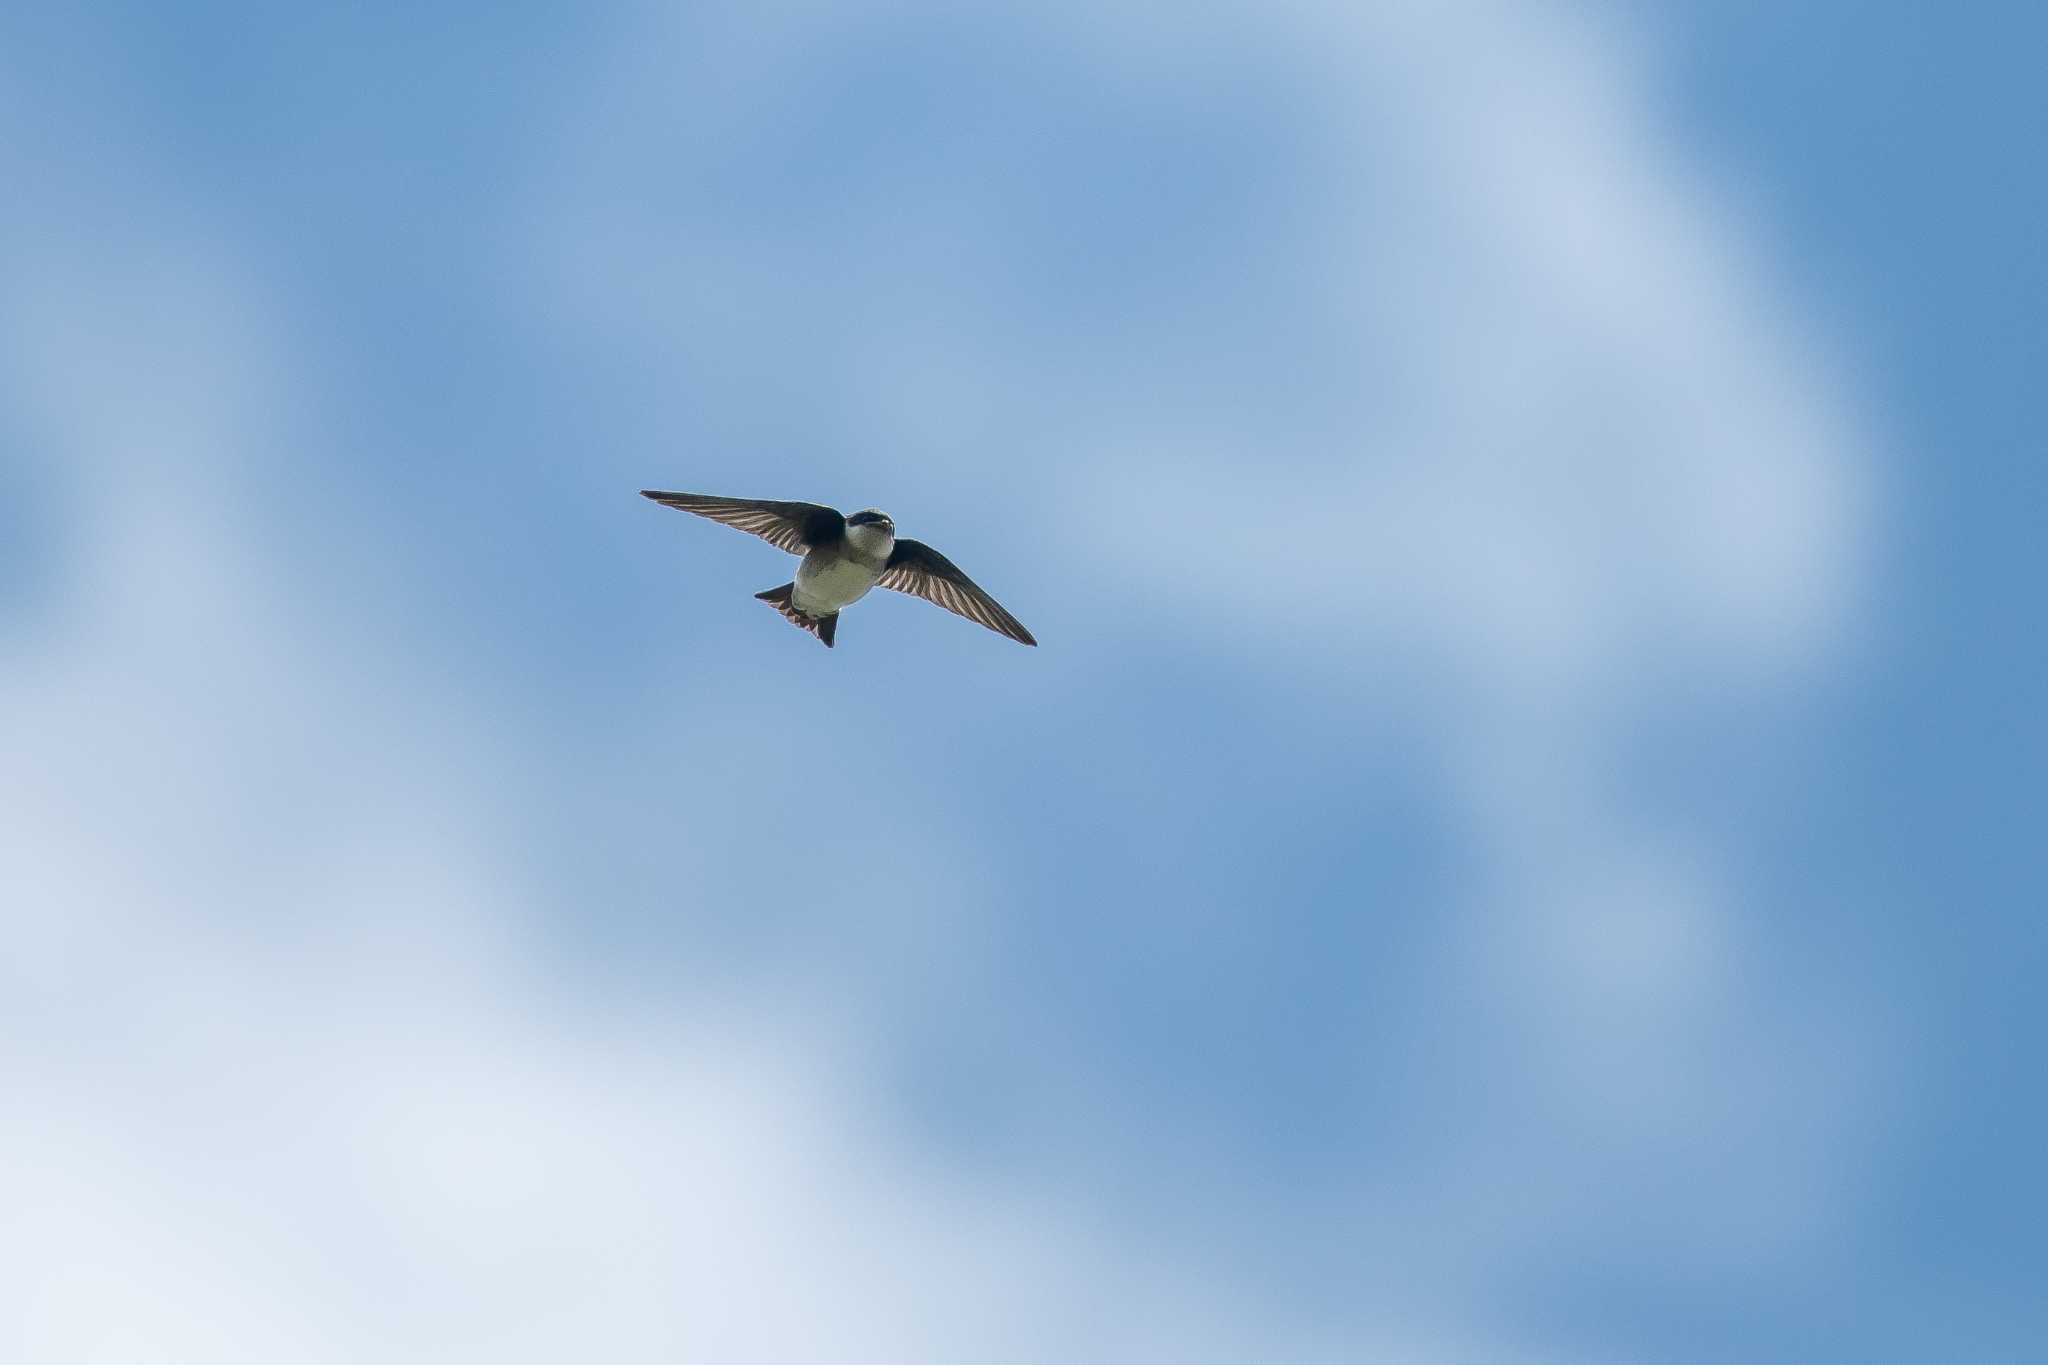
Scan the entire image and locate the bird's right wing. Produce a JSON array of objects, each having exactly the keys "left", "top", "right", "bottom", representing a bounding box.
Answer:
[
  {"left": 640, "top": 491, "right": 844, "bottom": 555},
  {"left": 877, "top": 539, "right": 1037, "bottom": 645}
]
